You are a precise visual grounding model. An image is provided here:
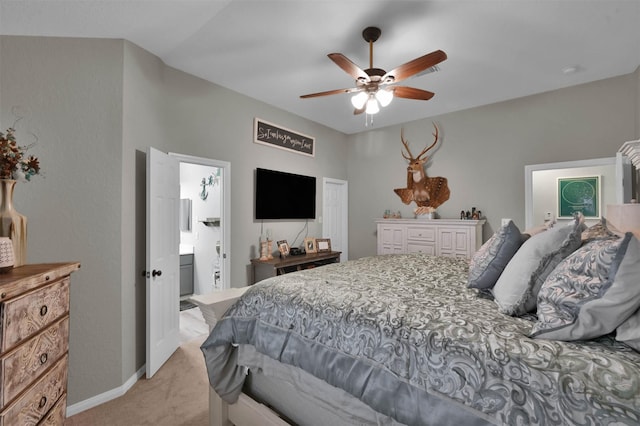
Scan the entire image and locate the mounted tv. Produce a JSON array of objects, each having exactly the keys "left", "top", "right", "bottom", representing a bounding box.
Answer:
[{"left": 255, "top": 168, "right": 316, "bottom": 219}]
